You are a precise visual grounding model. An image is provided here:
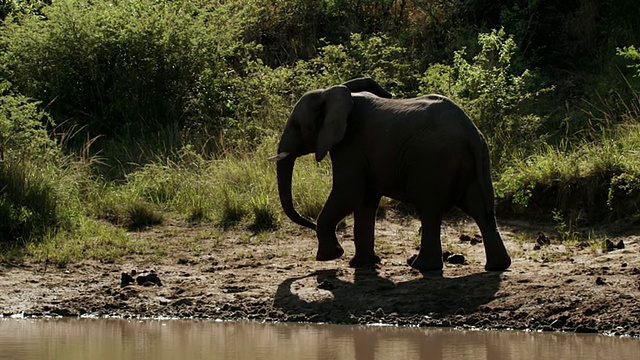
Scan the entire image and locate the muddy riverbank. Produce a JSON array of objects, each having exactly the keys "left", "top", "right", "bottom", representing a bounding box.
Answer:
[{"left": 1, "top": 216, "right": 639, "bottom": 337}]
